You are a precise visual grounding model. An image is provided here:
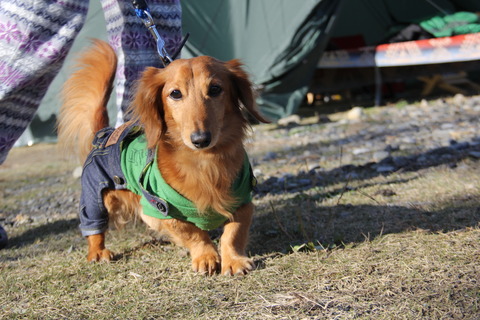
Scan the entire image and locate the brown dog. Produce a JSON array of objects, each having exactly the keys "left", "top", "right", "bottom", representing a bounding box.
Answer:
[{"left": 58, "top": 40, "right": 268, "bottom": 275}]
